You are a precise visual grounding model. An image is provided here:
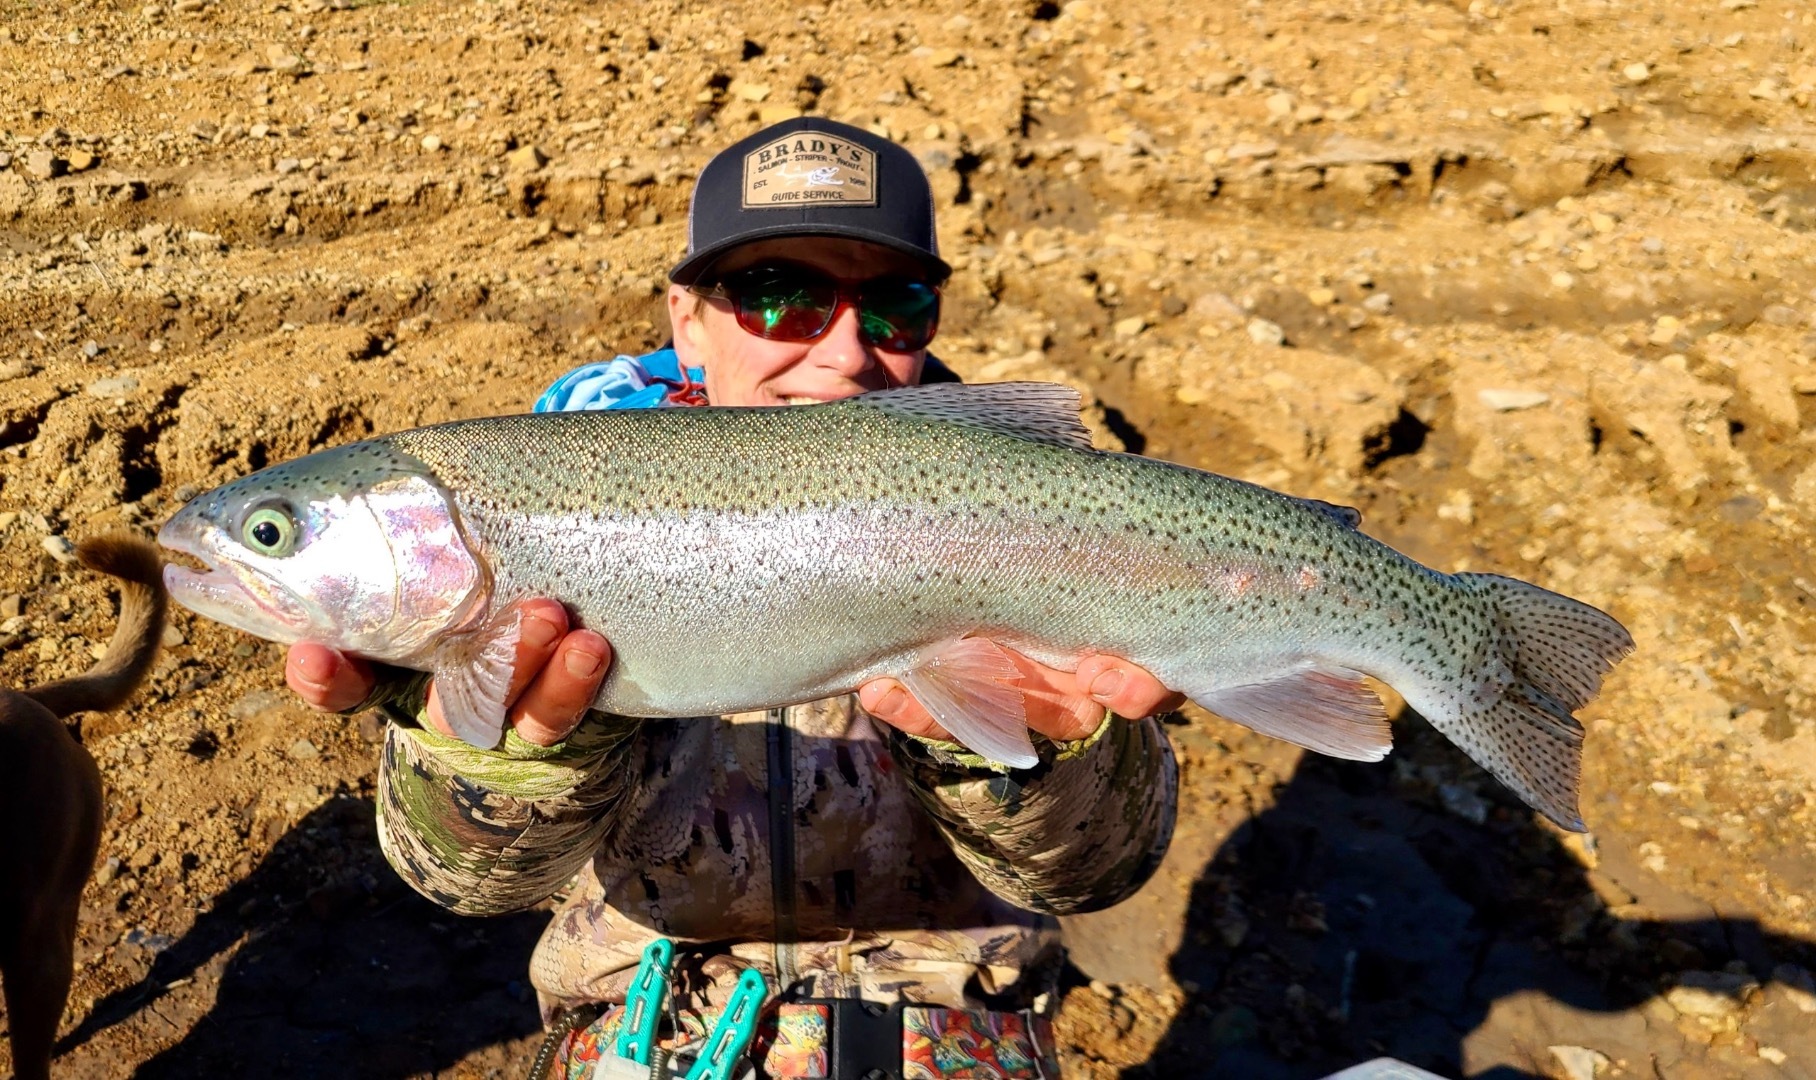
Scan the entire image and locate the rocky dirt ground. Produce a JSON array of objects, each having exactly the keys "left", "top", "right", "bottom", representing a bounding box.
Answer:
[{"left": 3, "top": 0, "right": 1816, "bottom": 1076}]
